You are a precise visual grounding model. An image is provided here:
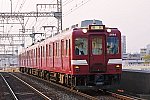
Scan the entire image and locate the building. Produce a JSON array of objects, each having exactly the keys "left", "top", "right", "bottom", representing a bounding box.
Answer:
[
  {"left": 122, "top": 53, "right": 144, "bottom": 65},
  {"left": 121, "top": 35, "right": 126, "bottom": 54},
  {"left": 140, "top": 48, "right": 147, "bottom": 60},
  {"left": 122, "top": 53, "right": 141, "bottom": 60},
  {"left": 146, "top": 44, "right": 150, "bottom": 55}
]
